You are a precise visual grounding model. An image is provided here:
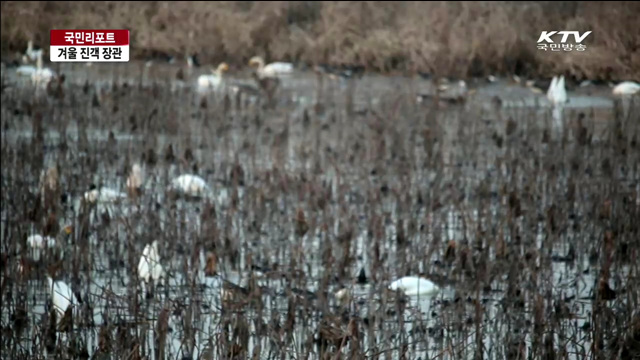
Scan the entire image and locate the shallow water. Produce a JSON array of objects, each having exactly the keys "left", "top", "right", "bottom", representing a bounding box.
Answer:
[{"left": 2, "top": 61, "right": 638, "bottom": 360}]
